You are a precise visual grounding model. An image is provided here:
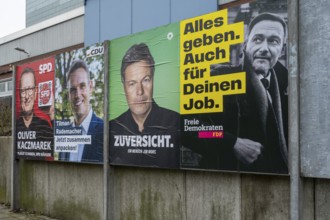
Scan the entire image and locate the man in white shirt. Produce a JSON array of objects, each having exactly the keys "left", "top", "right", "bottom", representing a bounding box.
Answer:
[{"left": 60, "top": 60, "right": 103, "bottom": 163}]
